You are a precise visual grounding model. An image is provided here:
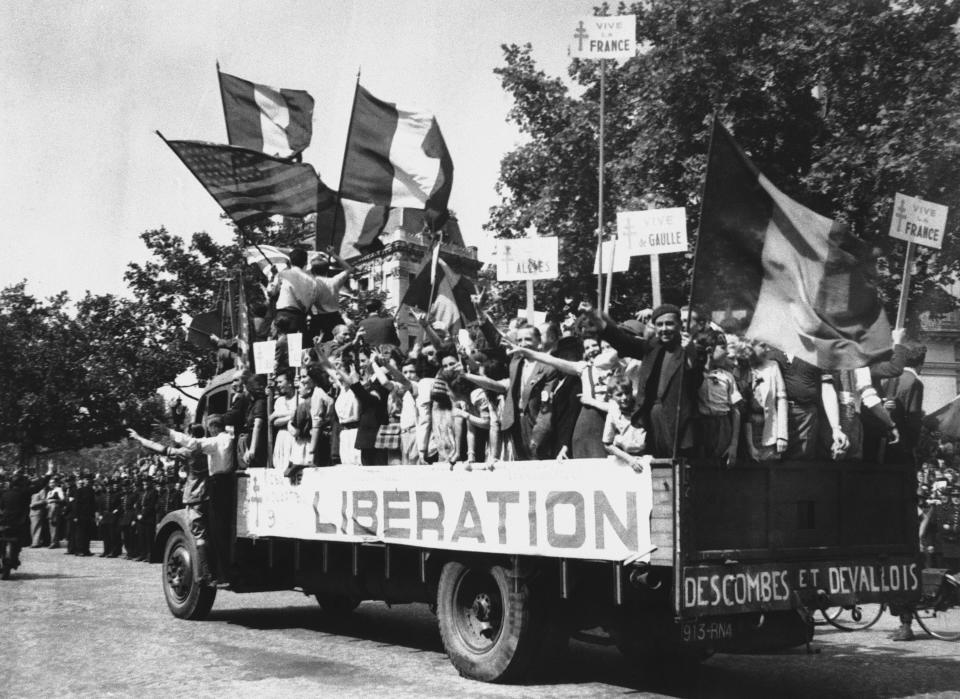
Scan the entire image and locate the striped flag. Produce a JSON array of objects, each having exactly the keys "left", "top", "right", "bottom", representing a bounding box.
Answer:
[
  {"left": 218, "top": 70, "right": 314, "bottom": 159},
  {"left": 691, "top": 120, "right": 892, "bottom": 370},
  {"left": 401, "top": 245, "right": 477, "bottom": 334},
  {"left": 339, "top": 85, "right": 453, "bottom": 231},
  {"left": 160, "top": 136, "right": 335, "bottom": 227},
  {"left": 244, "top": 245, "right": 290, "bottom": 276}
]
